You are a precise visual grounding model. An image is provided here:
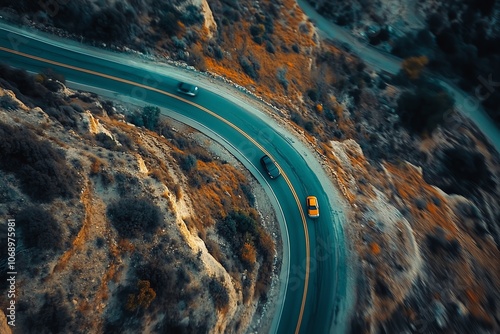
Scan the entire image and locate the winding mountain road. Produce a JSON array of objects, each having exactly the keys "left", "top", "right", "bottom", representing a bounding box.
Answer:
[{"left": 0, "top": 23, "right": 351, "bottom": 334}]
